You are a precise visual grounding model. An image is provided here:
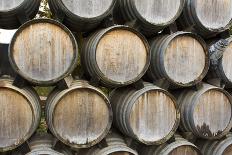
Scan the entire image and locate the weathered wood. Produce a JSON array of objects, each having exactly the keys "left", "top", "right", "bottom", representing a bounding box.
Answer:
[
  {"left": 46, "top": 80, "right": 112, "bottom": 148},
  {"left": 82, "top": 25, "right": 150, "bottom": 88},
  {"left": 78, "top": 131, "right": 138, "bottom": 155},
  {"left": 198, "top": 134, "right": 232, "bottom": 155},
  {"left": 49, "top": 0, "right": 116, "bottom": 32},
  {"left": 9, "top": 19, "right": 78, "bottom": 86},
  {"left": 114, "top": 0, "right": 185, "bottom": 36},
  {"left": 0, "top": 0, "right": 41, "bottom": 29},
  {"left": 146, "top": 32, "right": 209, "bottom": 88},
  {"left": 178, "top": 0, "right": 232, "bottom": 37},
  {"left": 139, "top": 136, "right": 201, "bottom": 155},
  {"left": 110, "top": 82, "right": 180, "bottom": 145},
  {"left": 177, "top": 83, "right": 232, "bottom": 139},
  {"left": 0, "top": 78, "right": 41, "bottom": 152}
]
